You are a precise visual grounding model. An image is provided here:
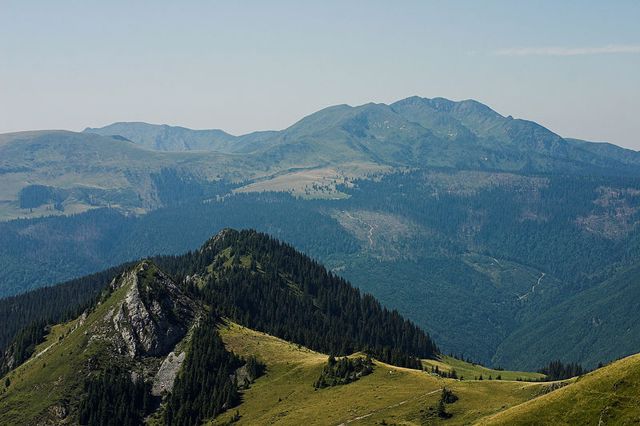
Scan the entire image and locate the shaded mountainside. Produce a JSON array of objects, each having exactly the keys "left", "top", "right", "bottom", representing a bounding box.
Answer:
[
  {"left": 0, "top": 229, "right": 438, "bottom": 424},
  {"left": 4, "top": 169, "right": 640, "bottom": 371},
  {"left": 492, "top": 260, "right": 640, "bottom": 369}
]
